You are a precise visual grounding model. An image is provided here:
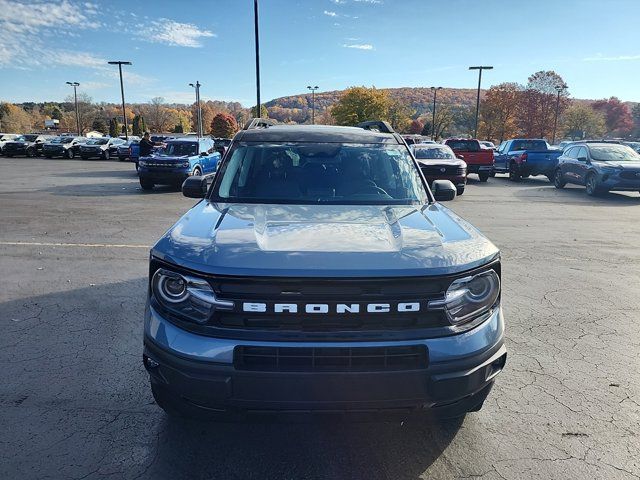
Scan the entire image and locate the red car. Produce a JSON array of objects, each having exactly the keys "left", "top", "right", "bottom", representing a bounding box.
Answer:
[
  {"left": 444, "top": 138, "right": 494, "bottom": 182},
  {"left": 411, "top": 144, "right": 467, "bottom": 195}
]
